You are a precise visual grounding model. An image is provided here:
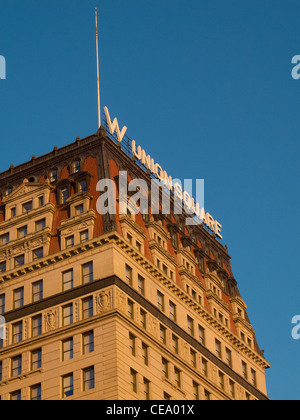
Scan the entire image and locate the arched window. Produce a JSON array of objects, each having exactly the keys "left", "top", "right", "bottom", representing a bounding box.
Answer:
[
  {"left": 72, "top": 159, "right": 81, "bottom": 174},
  {"left": 49, "top": 169, "right": 58, "bottom": 183}
]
